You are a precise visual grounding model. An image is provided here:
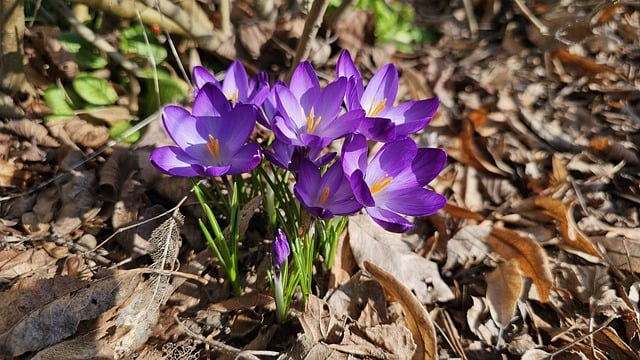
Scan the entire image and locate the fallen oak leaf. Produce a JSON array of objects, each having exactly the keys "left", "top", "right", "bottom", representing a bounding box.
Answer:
[
  {"left": 364, "top": 261, "right": 437, "bottom": 360},
  {"left": 485, "top": 259, "right": 523, "bottom": 328},
  {"left": 486, "top": 226, "right": 553, "bottom": 302},
  {"left": 532, "top": 196, "right": 603, "bottom": 262}
]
